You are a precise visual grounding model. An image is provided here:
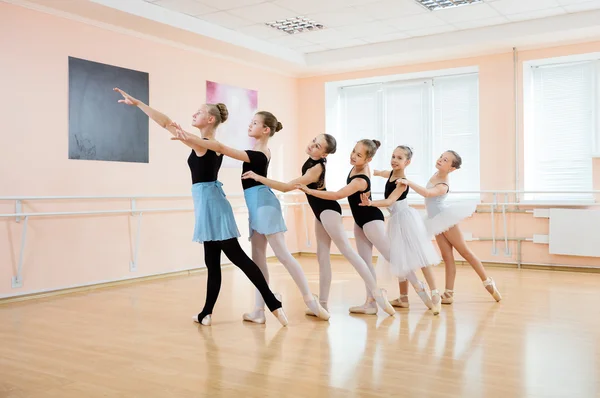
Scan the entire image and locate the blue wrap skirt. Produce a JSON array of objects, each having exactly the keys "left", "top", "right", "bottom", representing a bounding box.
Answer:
[
  {"left": 191, "top": 181, "right": 240, "bottom": 243},
  {"left": 243, "top": 185, "right": 287, "bottom": 238}
]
